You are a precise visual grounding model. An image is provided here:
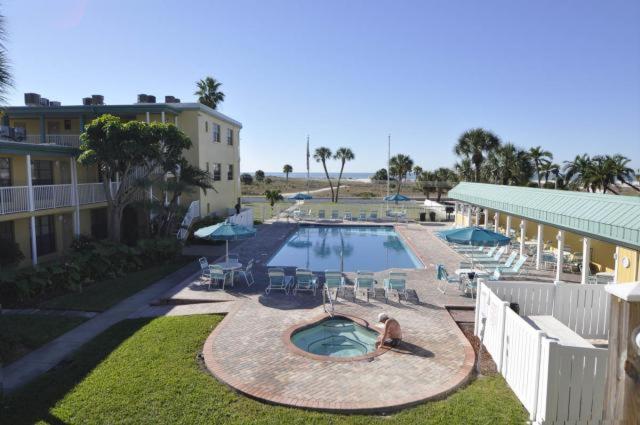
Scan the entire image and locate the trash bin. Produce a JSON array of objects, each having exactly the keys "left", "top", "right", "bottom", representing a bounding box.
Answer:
[{"left": 419, "top": 212, "right": 426, "bottom": 222}]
